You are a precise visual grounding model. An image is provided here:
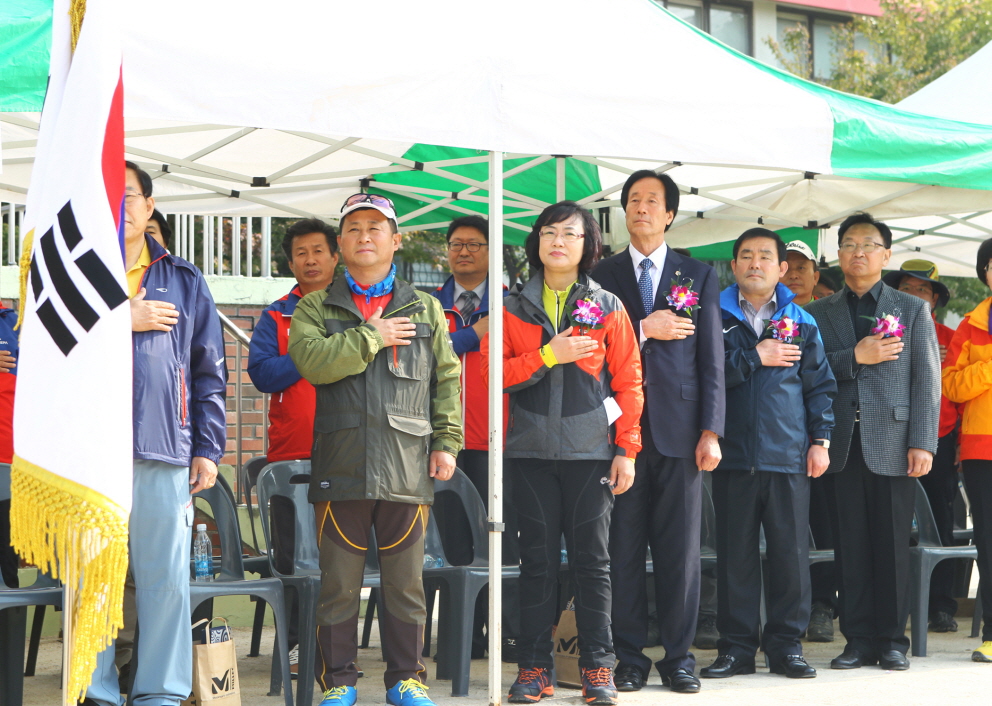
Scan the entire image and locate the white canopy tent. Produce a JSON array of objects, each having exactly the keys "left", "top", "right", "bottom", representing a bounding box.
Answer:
[{"left": 7, "top": 2, "right": 992, "bottom": 696}]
